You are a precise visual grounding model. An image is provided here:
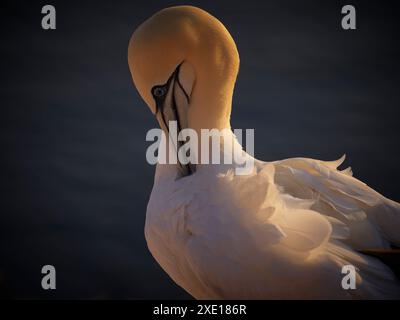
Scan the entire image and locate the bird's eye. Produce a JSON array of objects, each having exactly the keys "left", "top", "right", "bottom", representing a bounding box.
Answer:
[{"left": 152, "top": 86, "right": 166, "bottom": 97}]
